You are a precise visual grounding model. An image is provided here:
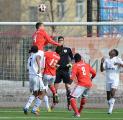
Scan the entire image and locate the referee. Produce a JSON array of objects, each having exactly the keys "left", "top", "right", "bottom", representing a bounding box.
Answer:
[{"left": 54, "top": 36, "right": 73, "bottom": 111}]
